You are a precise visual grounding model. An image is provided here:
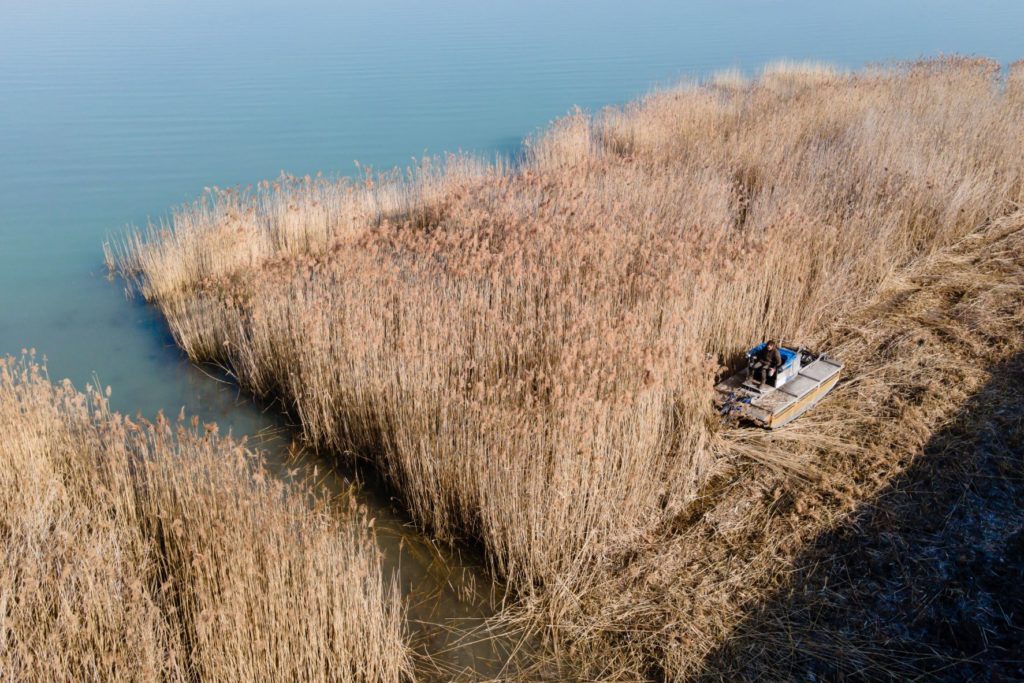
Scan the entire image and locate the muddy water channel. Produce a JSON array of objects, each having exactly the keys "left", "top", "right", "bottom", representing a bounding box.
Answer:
[
  {"left": 207, "top": 381, "right": 516, "bottom": 678},
  {"left": 3, "top": 0, "right": 1023, "bottom": 677}
]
